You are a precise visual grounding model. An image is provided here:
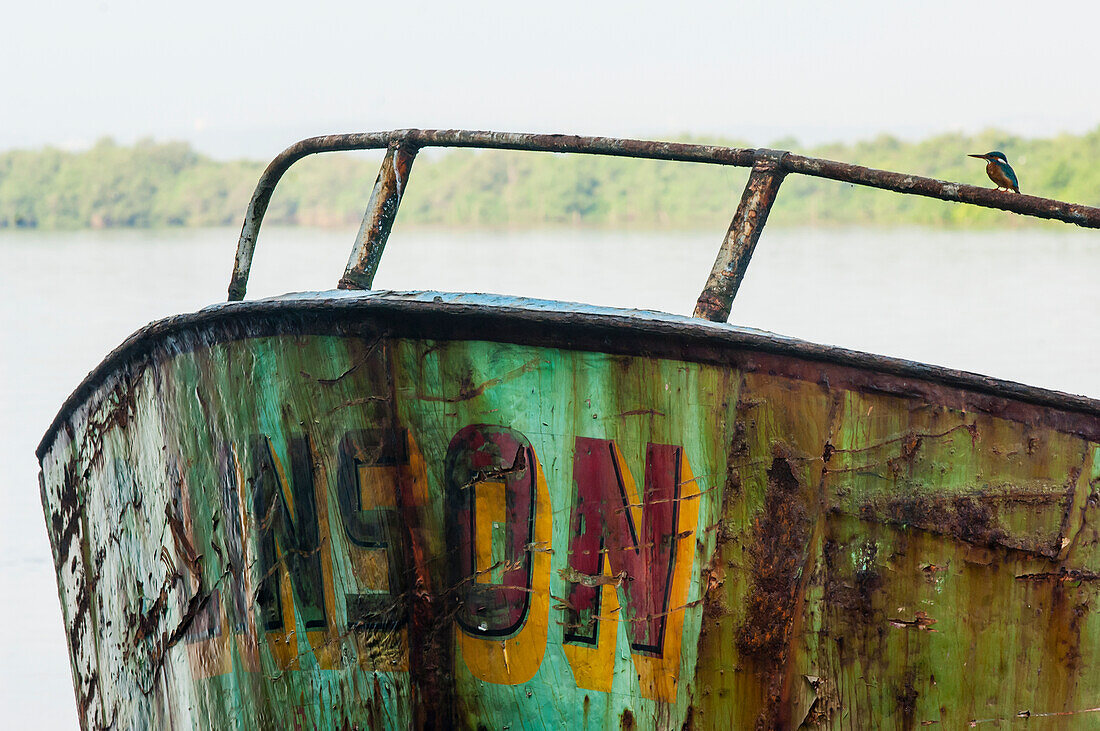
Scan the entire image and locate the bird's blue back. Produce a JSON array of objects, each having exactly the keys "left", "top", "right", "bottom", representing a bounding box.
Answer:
[{"left": 985, "top": 151, "right": 1019, "bottom": 189}]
